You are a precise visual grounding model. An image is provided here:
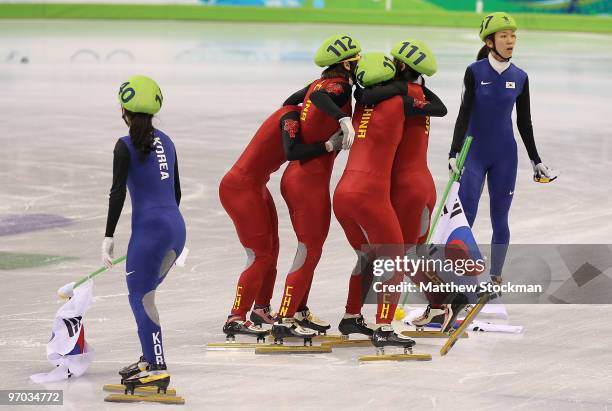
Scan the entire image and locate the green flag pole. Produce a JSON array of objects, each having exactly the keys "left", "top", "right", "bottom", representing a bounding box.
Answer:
[
  {"left": 58, "top": 255, "right": 127, "bottom": 300},
  {"left": 74, "top": 255, "right": 127, "bottom": 288},
  {"left": 425, "top": 136, "right": 473, "bottom": 244}
]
